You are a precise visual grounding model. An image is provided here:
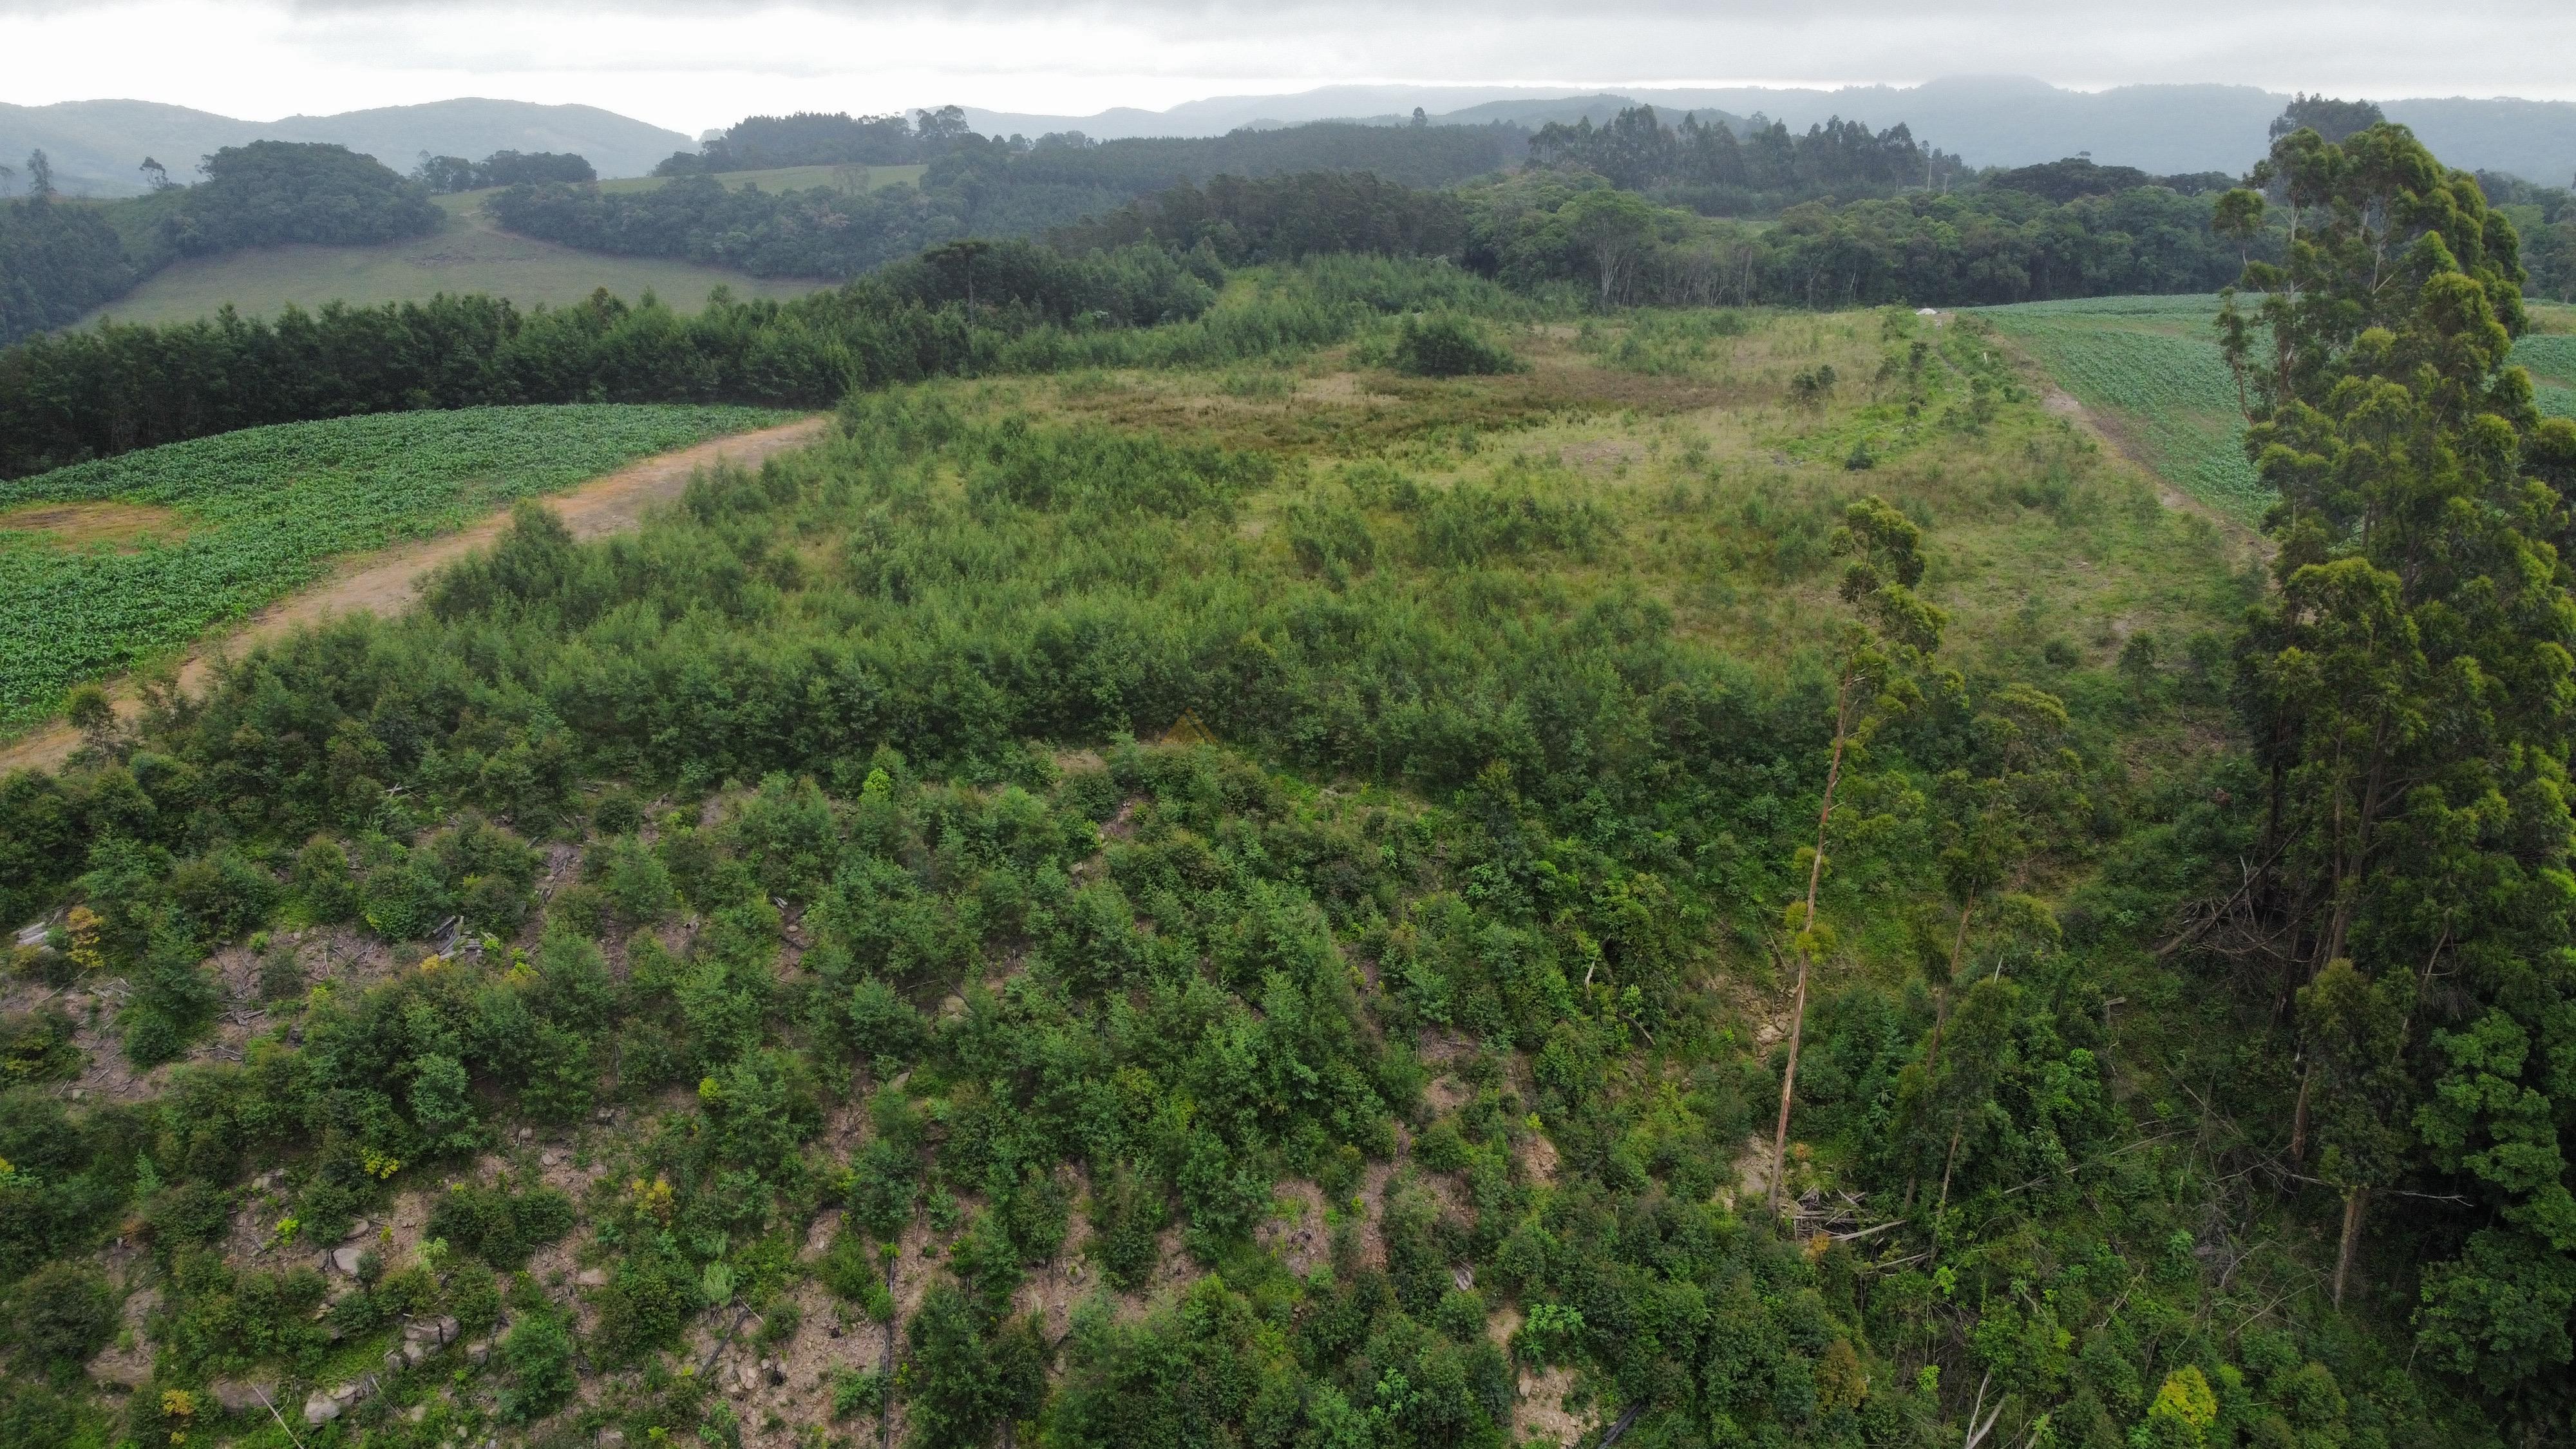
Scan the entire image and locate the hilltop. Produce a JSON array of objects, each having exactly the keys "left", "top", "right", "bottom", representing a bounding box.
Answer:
[
  {"left": 965, "top": 75, "right": 2576, "bottom": 181},
  {"left": 0, "top": 98, "right": 690, "bottom": 198}
]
